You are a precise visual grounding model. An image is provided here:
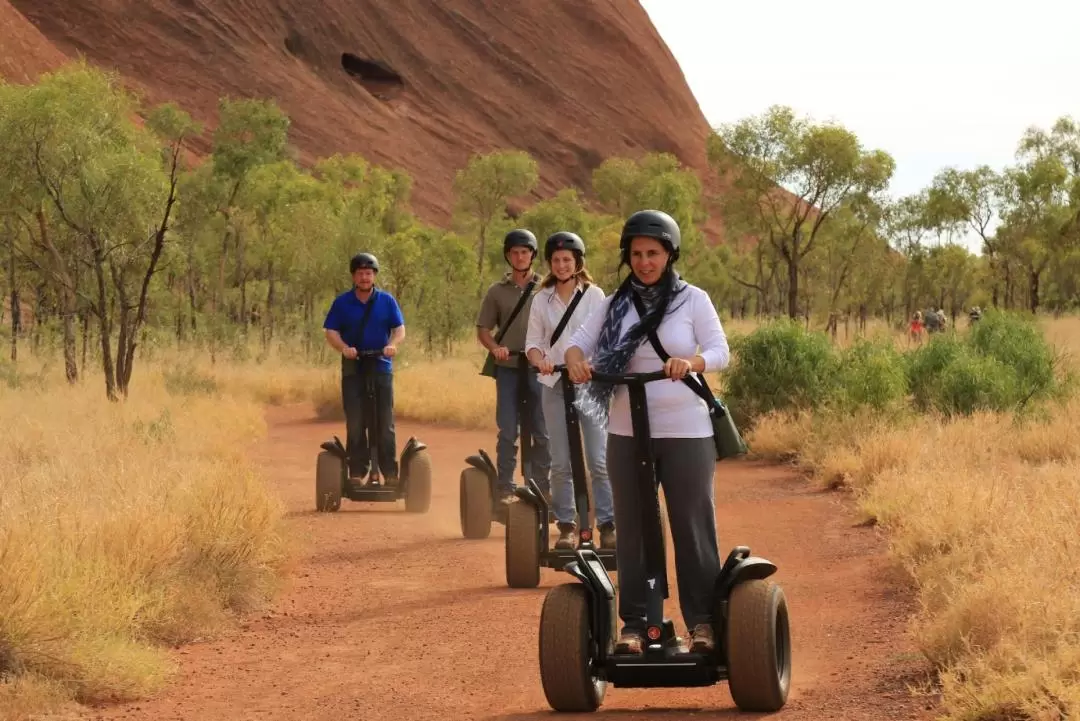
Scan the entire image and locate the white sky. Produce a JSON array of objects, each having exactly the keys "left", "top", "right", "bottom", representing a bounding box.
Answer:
[{"left": 639, "top": 0, "right": 1080, "bottom": 253}]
